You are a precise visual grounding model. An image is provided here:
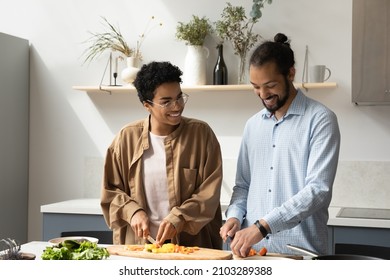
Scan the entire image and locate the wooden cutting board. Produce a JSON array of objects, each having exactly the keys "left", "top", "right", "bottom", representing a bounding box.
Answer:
[{"left": 107, "top": 245, "right": 232, "bottom": 260}]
